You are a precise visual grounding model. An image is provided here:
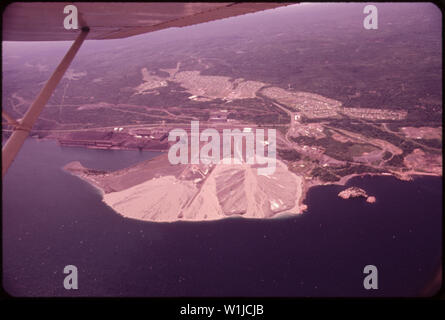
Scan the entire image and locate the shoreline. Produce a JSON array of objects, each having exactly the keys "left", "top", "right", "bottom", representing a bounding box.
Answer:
[
  {"left": 67, "top": 166, "right": 441, "bottom": 224},
  {"left": 62, "top": 165, "right": 106, "bottom": 197},
  {"left": 57, "top": 135, "right": 441, "bottom": 222},
  {"left": 296, "top": 170, "right": 441, "bottom": 212}
]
